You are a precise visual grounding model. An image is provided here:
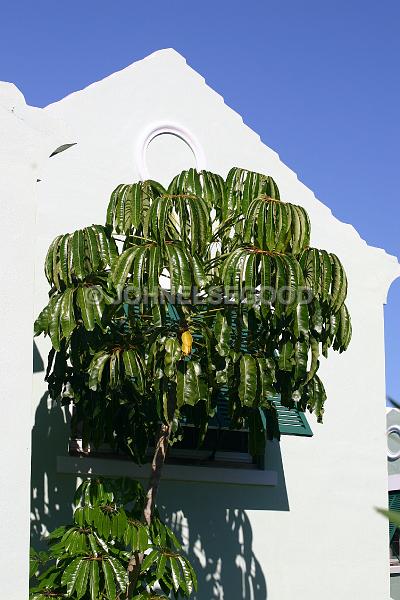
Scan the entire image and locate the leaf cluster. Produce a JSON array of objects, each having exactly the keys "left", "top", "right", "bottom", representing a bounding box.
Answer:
[
  {"left": 35, "top": 167, "right": 352, "bottom": 461},
  {"left": 30, "top": 478, "right": 196, "bottom": 600}
]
